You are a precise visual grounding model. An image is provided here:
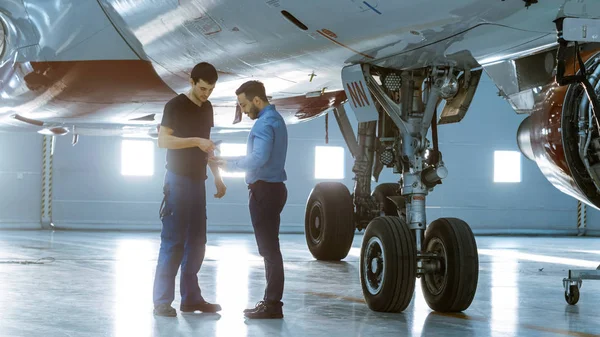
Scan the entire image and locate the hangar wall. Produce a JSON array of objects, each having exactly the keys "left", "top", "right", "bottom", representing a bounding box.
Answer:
[
  {"left": 0, "top": 133, "right": 42, "bottom": 229},
  {"left": 1, "top": 74, "right": 597, "bottom": 235}
]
